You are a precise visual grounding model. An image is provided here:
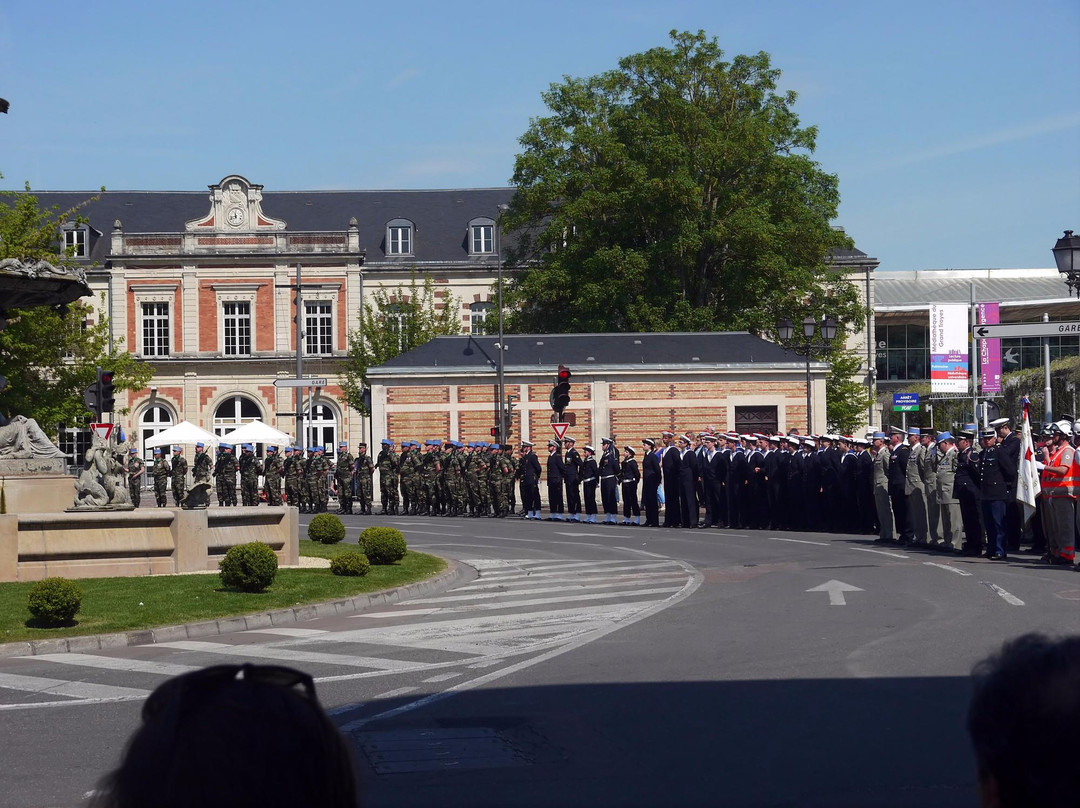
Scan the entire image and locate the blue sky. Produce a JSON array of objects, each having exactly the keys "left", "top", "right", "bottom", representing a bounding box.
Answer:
[{"left": 1, "top": 0, "right": 1077, "bottom": 272}]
